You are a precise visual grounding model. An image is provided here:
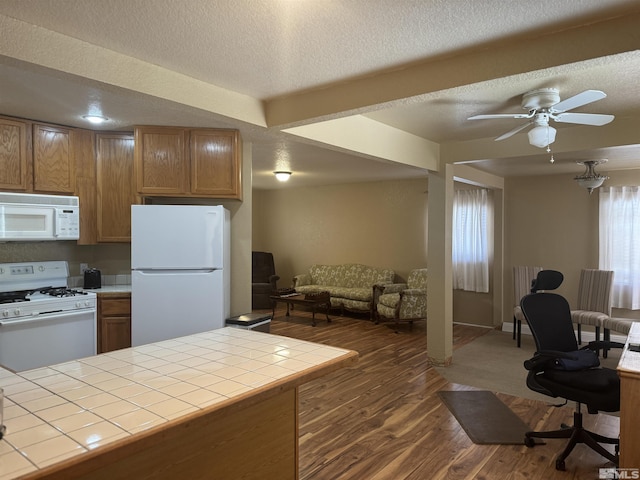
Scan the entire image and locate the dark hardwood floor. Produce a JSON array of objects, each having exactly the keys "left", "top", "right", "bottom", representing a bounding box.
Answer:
[{"left": 260, "top": 305, "right": 620, "bottom": 480}]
